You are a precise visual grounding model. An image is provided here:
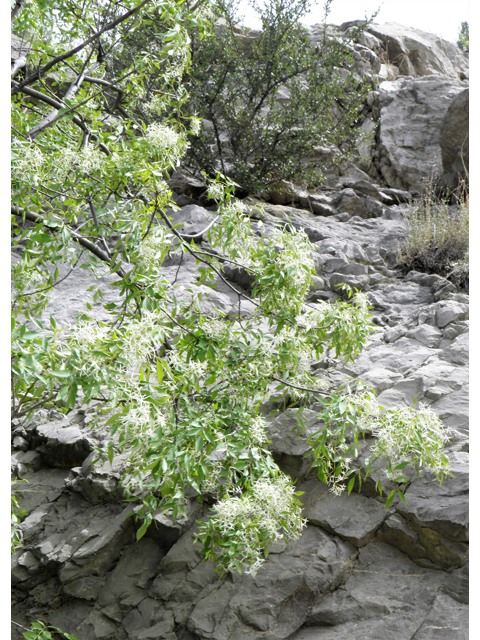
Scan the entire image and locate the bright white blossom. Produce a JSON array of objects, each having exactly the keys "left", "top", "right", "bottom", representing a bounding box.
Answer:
[
  {"left": 189, "top": 117, "right": 202, "bottom": 136},
  {"left": 122, "top": 311, "right": 162, "bottom": 365},
  {"left": 205, "top": 476, "right": 306, "bottom": 574},
  {"left": 146, "top": 123, "right": 184, "bottom": 152},
  {"left": 138, "top": 227, "right": 173, "bottom": 270},
  {"left": 371, "top": 405, "right": 451, "bottom": 478},
  {"left": 201, "top": 318, "right": 230, "bottom": 340},
  {"left": 12, "top": 142, "right": 45, "bottom": 181},
  {"left": 207, "top": 181, "right": 226, "bottom": 201}
]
